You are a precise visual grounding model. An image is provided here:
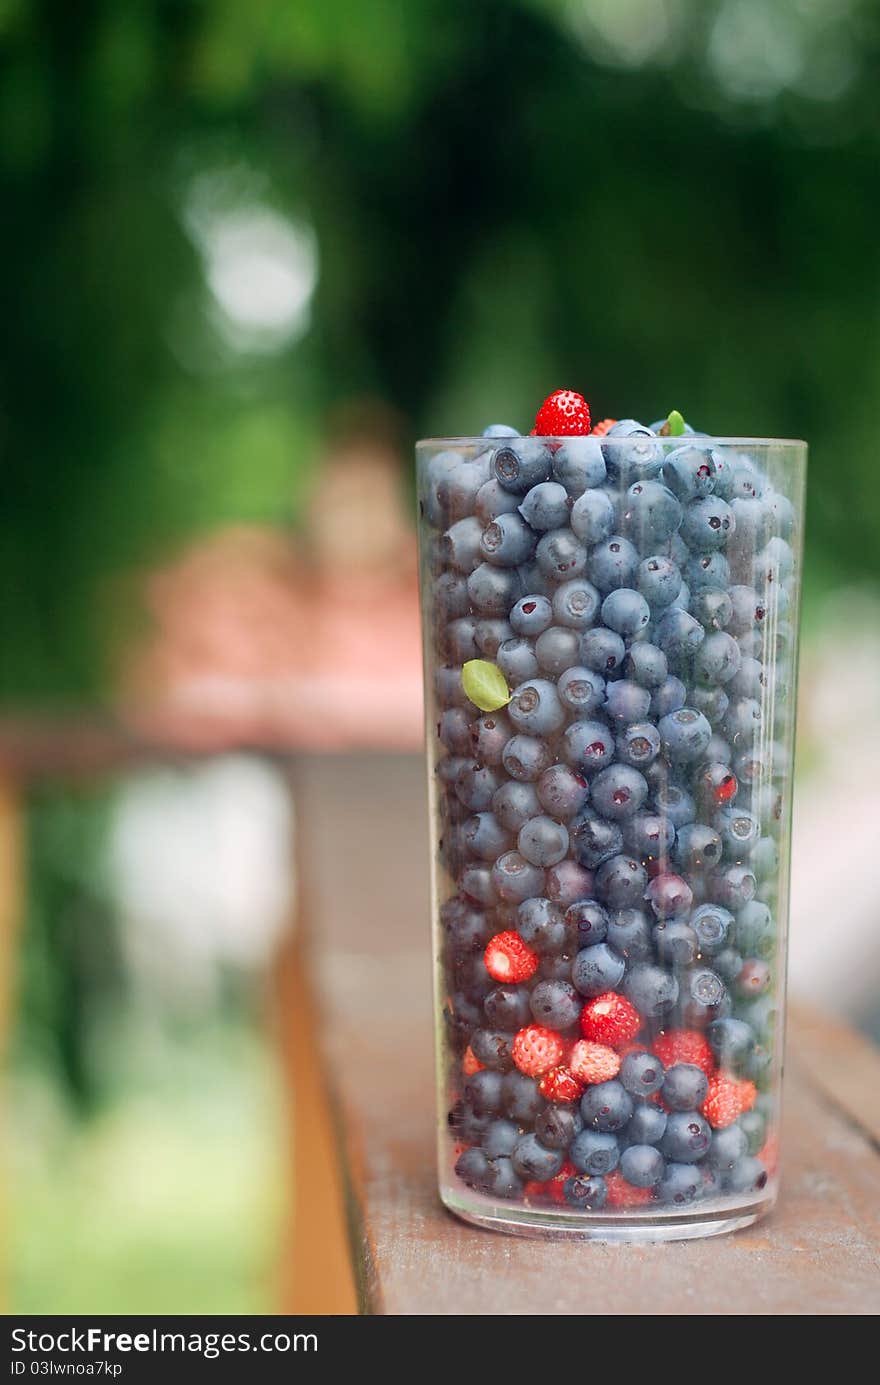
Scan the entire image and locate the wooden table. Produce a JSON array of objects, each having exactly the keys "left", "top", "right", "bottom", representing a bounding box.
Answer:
[{"left": 292, "top": 752, "right": 880, "bottom": 1316}]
